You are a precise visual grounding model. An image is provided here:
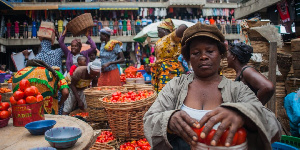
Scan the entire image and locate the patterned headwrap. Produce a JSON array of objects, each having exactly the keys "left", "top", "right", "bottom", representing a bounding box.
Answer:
[
  {"left": 87, "top": 60, "right": 101, "bottom": 74},
  {"left": 158, "top": 18, "right": 175, "bottom": 32},
  {"left": 229, "top": 42, "right": 253, "bottom": 64},
  {"left": 71, "top": 39, "right": 82, "bottom": 49},
  {"left": 100, "top": 27, "right": 113, "bottom": 36}
]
